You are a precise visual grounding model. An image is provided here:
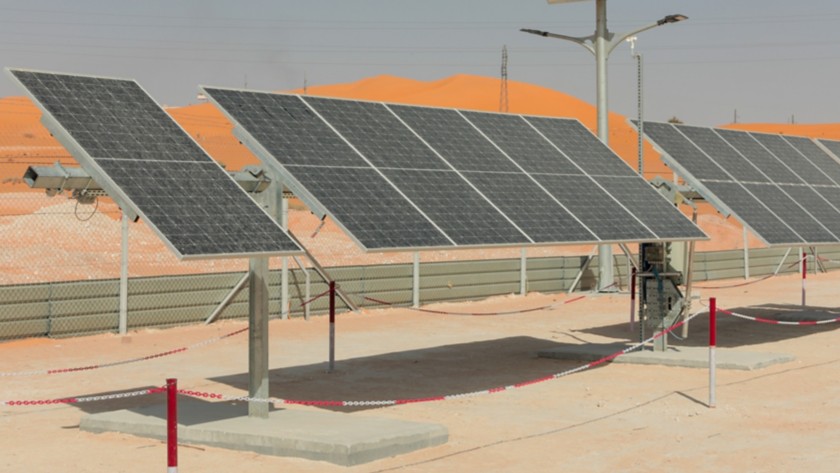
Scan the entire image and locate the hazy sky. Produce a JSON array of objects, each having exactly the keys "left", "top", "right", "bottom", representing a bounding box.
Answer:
[{"left": 2, "top": 0, "right": 839, "bottom": 126}]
